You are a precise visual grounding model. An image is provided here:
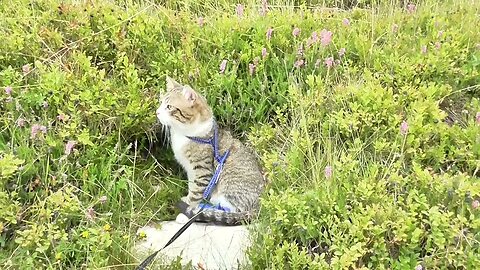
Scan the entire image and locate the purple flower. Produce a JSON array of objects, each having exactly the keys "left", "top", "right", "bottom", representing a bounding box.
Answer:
[
  {"left": 294, "top": 59, "right": 305, "bottom": 68},
  {"left": 320, "top": 29, "right": 333, "bottom": 46},
  {"left": 400, "top": 121, "right": 409, "bottom": 135},
  {"left": 42, "top": 101, "right": 48, "bottom": 109},
  {"left": 236, "top": 4, "right": 244, "bottom": 17},
  {"left": 261, "top": 47, "right": 268, "bottom": 59},
  {"left": 324, "top": 166, "right": 332, "bottom": 179},
  {"left": 266, "top": 27, "right": 273, "bottom": 40},
  {"left": 338, "top": 48, "right": 346, "bottom": 57},
  {"left": 407, "top": 3, "right": 416, "bottom": 13},
  {"left": 392, "top": 24, "right": 399, "bottom": 33},
  {"left": 324, "top": 57, "right": 334, "bottom": 68},
  {"left": 85, "top": 207, "right": 95, "bottom": 221},
  {"left": 415, "top": 265, "right": 423, "bottom": 270},
  {"left": 342, "top": 18, "right": 350, "bottom": 26},
  {"left": 249, "top": 63, "right": 256, "bottom": 76},
  {"left": 22, "top": 64, "right": 31, "bottom": 74},
  {"left": 292, "top": 27, "right": 300, "bottom": 37},
  {"left": 31, "top": 124, "right": 47, "bottom": 139},
  {"left": 99, "top": 196, "right": 107, "bottom": 204},
  {"left": 435, "top": 42, "right": 441, "bottom": 50},
  {"left": 421, "top": 45, "right": 427, "bottom": 54},
  {"left": 16, "top": 118, "right": 25, "bottom": 127},
  {"left": 472, "top": 200, "right": 480, "bottom": 209},
  {"left": 5, "top": 86, "right": 12, "bottom": 95},
  {"left": 219, "top": 59, "right": 227, "bottom": 74},
  {"left": 476, "top": 112, "right": 480, "bottom": 124},
  {"left": 65, "top": 140, "right": 77, "bottom": 156},
  {"left": 261, "top": 0, "right": 268, "bottom": 16},
  {"left": 197, "top": 17, "right": 205, "bottom": 27}
]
